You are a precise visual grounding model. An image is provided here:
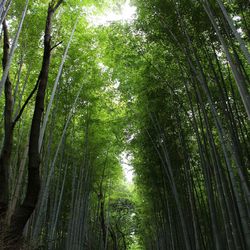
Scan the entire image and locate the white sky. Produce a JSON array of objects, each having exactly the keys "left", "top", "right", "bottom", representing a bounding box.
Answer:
[
  {"left": 120, "top": 151, "right": 134, "bottom": 184},
  {"left": 86, "top": 0, "right": 137, "bottom": 26}
]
